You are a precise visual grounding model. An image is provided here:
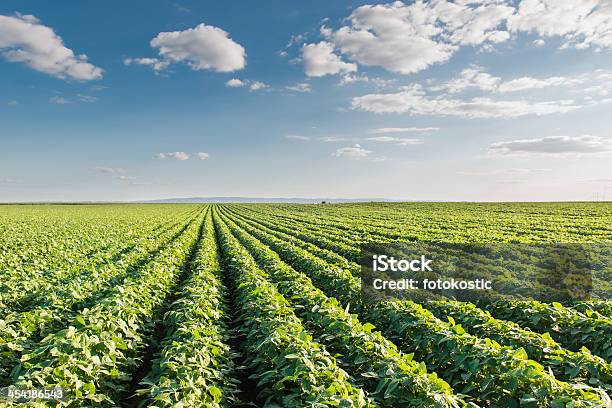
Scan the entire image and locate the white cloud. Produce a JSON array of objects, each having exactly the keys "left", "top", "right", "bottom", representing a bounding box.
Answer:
[
  {"left": 302, "top": 41, "right": 356, "bottom": 77},
  {"left": 332, "top": 144, "right": 371, "bottom": 158},
  {"left": 321, "top": 1, "right": 512, "bottom": 75},
  {"left": 196, "top": 152, "right": 209, "bottom": 160},
  {"left": 286, "top": 82, "right": 311, "bottom": 93},
  {"left": 285, "top": 134, "right": 311, "bottom": 140},
  {"left": 0, "top": 13, "right": 103, "bottom": 80},
  {"left": 310, "top": 0, "right": 612, "bottom": 77},
  {"left": 93, "top": 167, "right": 125, "bottom": 174},
  {"left": 320, "top": 136, "right": 348, "bottom": 142},
  {"left": 370, "top": 127, "right": 439, "bottom": 133},
  {"left": 226, "top": 78, "right": 245, "bottom": 87},
  {"left": 338, "top": 73, "right": 371, "bottom": 85},
  {"left": 127, "top": 23, "right": 245, "bottom": 74},
  {"left": 328, "top": 3, "right": 454, "bottom": 74},
  {"left": 49, "top": 96, "right": 69, "bottom": 104},
  {"left": 367, "top": 136, "right": 422, "bottom": 145},
  {"left": 433, "top": 67, "right": 609, "bottom": 94},
  {"left": 225, "top": 78, "right": 268, "bottom": 91},
  {"left": 7, "top": 100, "right": 18, "bottom": 106},
  {"left": 249, "top": 80, "right": 269, "bottom": 91},
  {"left": 152, "top": 23, "right": 245, "bottom": 72},
  {"left": 338, "top": 73, "right": 397, "bottom": 89},
  {"left": 435, "top": 67, "right": 501, "bottom": 93},
  {"left": 489, "top": 135, "right": 612, "bottom": 155},
  {"left": 118, "top": 175, "right": 136, "bottom": 181},
  {"left": 123, "top": 57, "right": 170, "bottom": 72},
  {"left": 157, "top": 152, "right": 190, "bottom": 160},
  {"left": 434, "top": 1, "right": 515, "bottom": 46},
  {"left": 497, "top": 76, "right": 584, "bottom": 93},
  {"left": 508, "top": 0, "right": 612, "bottom": 49},
  {"left": 352, "top": 84, "right": 581, "bottom": 118}
]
